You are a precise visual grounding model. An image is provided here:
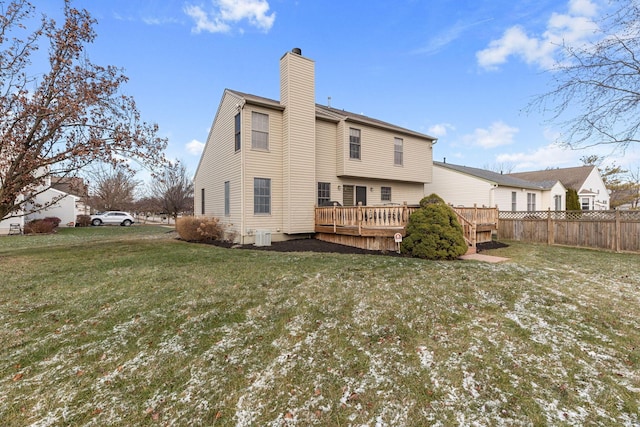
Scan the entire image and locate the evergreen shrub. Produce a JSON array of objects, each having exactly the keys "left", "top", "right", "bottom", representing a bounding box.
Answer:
[{"left": 401, "top": 194, "right": 468, "bottom": 260}]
